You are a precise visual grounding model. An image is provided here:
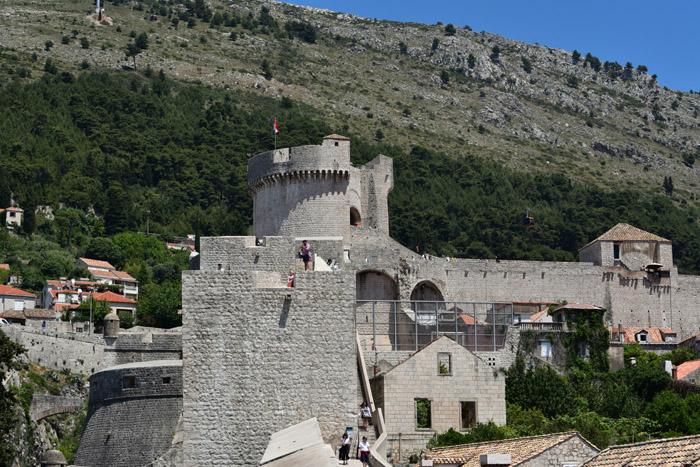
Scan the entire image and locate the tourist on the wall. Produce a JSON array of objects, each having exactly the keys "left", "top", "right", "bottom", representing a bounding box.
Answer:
[
  {"left": 358, "top": 436, "right": 371, "bottom": 467},
  {"left": 299, "top": 240, "right": 312, "bottom": 270},
  {"left": 359, "top": 401, "right": 371, "bottom": 430},
  {"left": 339, "top": 432, "right": 351, "bottom": 465},
  {"left": 287, "top": 271, "right": 295, "bottom": 287}
]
